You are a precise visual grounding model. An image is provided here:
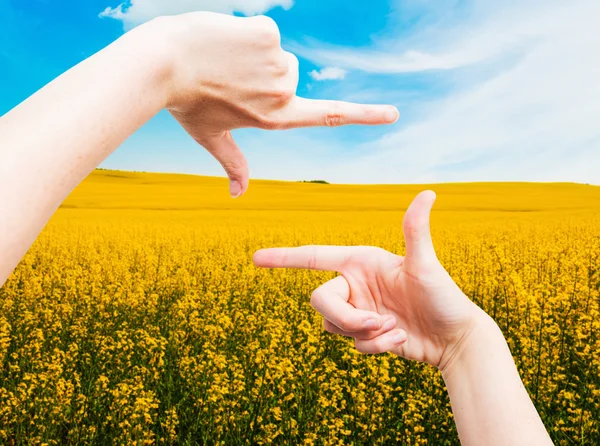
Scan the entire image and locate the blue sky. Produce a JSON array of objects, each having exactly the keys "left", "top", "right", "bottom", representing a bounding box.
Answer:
[{"left": 1, "top": 0, "right": 599, "bottom": 184}]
